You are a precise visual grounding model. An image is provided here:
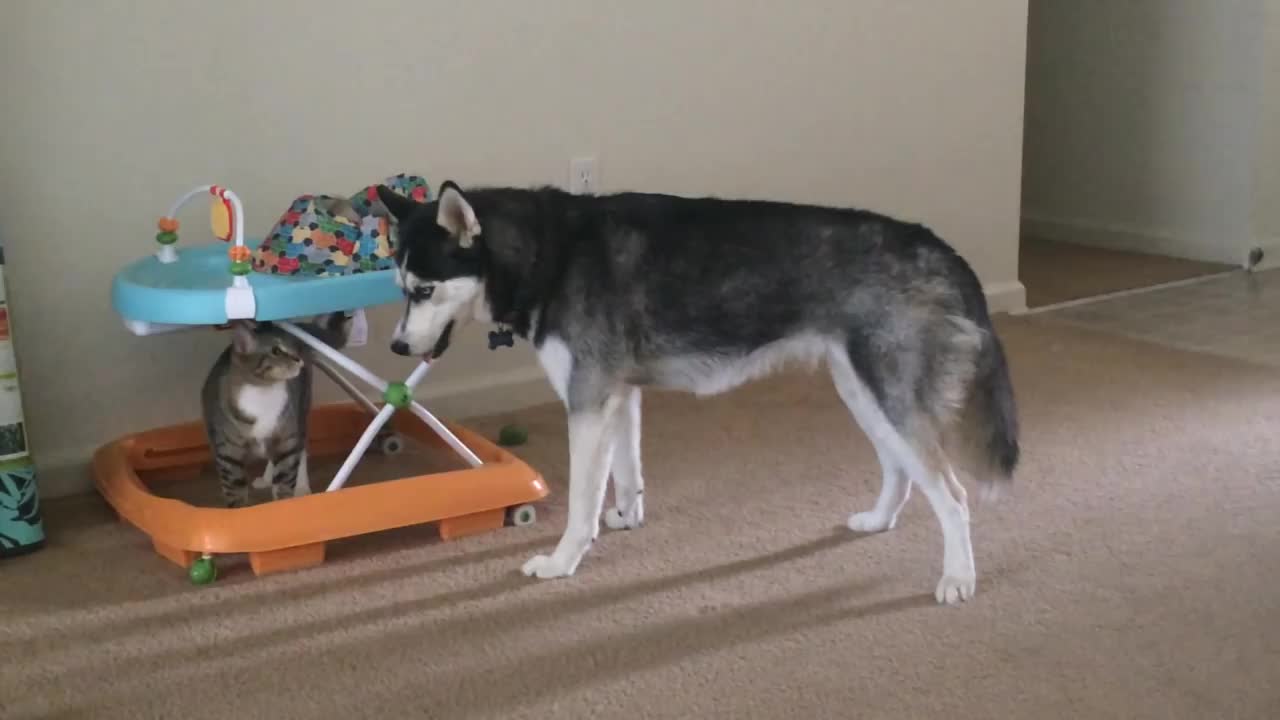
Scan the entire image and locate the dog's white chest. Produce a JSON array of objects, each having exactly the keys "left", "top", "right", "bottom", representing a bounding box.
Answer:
[{"left": 236, "top": 383, "right": 289, "bottom": 441}]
